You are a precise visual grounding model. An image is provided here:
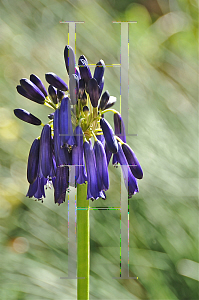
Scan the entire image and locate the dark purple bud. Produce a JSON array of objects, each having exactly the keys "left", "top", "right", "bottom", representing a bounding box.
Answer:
[
  {"left": 94, "top": 139, "right": 109, "bottom": 191},
  {"left": 88, "top": 78, "right": 99, "bottom": 108},
  {"left": 69, "top": 74, "right": 79, "bottom": 105},
  {"left": 14, "top": 109, "right": 41, "bottom": 126},
  {"left": 45, "top": 72, "right": 68, "bottom": 91},
  {"left": 83, "top": 140, "right": 99, "bottom": 199},
  {"left": 16, "top": 85, "right": 38, "bottom": 103},
  {"left": 53, "top": 109, "right": 72, "bottom": 166},
  {"left": 114, "top": 112, "right": 126, "bottom": 143},
  {"left": 122, "top": 143, "right": 143, "bottom": 179},
  {"left": 94, "top": 59, "right": 105, "bottom": 85},
  {"left": 57, "top": 90, "right": 65, "bottom": 101},
  {"left": 100, "top": 118, "right": 118, "bottom": 154},
  {"left": 105, "top": 96, "right": 117, "bottom": 109},
  {"left": 48, "top": 112, "right": 55, "bottom": 120},
  {"left": 54, "top": 166, "right": 69, "bottom": 205},
  {"left": 98, "top": 76, "right": 104, "bottom": 97},
  {"left": 115, "top": 142, "right": 139, "bottom": 197},
  {"left": 30, "top": 74, "right": 47, "bottom": 97},
  {"left": 59, "top": 96, "right": 75, "bottom": 147},
  {"left": 64, "top": 45, "right": 76, "bottom": 76},
  {"left": 20, "top": 79, "right": 46, "bottom": 104},
  {"left": 98, "top": 91, "right": 110, "bottom": 110},
  {"left": 27, "top": 138, "right": 40, "bottom": 184},
  {"left": 48, "top": 85, "right": 57, "bottom": 104},
  {"left": 39, "top": 124, "right": 53, "bottom": 178},
  {"left": 78, "top": 55, "right": 92, "bottom": 84}
]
